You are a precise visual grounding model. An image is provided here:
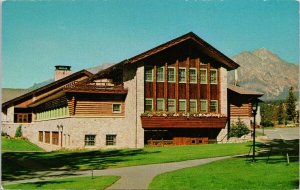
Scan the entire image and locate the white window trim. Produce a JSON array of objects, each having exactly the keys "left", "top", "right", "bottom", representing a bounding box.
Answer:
[
  {"left": 145, "top": 98, "right": 153, "bottom": 111},
  {"left": 210, "top": 100, "right": 218, "bottom": 112},
  {"left": 167, "top": 67, "right": 176, "bottom": 83},
  {"left": 84, "top": 134, "right": 96, "bottom": 147},
  {"left": 145, "top": 66, "right": 154, "bottom": 82},
  {"left": 189, "top": 68, "right": 197, "bottom": 84},
  {"left": 179, "top": 99, "right": 187, "bottom": 112},
  {"left": 179, "top": 67, "right": 186, "bottom": 83},
  {"left": 210, "top": 69, "right": 218, "bottom": 84},
  {"left": 156, "top": 66, "right": 165, "bottom": 82},
  {"left": 200, "top": 68, "right": 207, "bottom": 84},
  {"left": 156, "top": 98, "right": 165, "bottom": 111},
  {"left": 189, "top": 99, "right": 197, "bottom": 113},
  {"left": 112, "top": 103, "right": 122, "bottom": 113},
  {"left": 200, "top": 61, "right": 205, "bottom": 65},
  {"left": 200, "top": 99, "right": 208, "bottom": 113},
  {"left": 167, "top": 99, "right": 176, "bottom": 112},
  {"left": 106, "top": 134, "right": 117, "bottom": 146}
]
